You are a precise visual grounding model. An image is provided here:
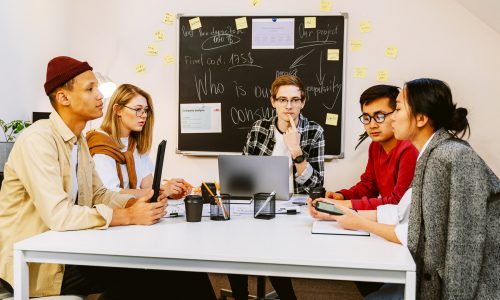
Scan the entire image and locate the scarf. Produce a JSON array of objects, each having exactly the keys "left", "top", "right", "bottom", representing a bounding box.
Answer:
[{"left": 86, "top": 130, "right": 138, "bottom": 189}]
